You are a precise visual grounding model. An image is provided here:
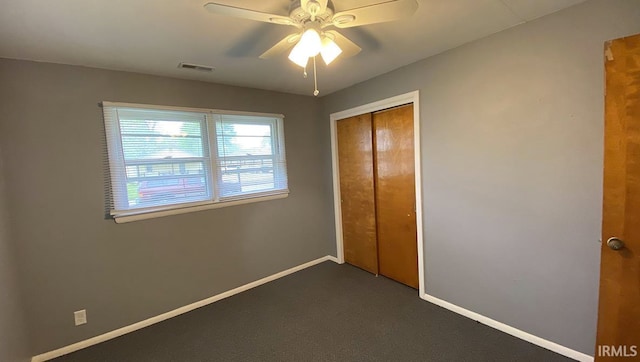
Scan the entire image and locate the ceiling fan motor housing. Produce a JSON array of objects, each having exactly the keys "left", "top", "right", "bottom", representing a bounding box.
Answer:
[{"left": 289, "top": 0, "right": 335, "bottom": 24}]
